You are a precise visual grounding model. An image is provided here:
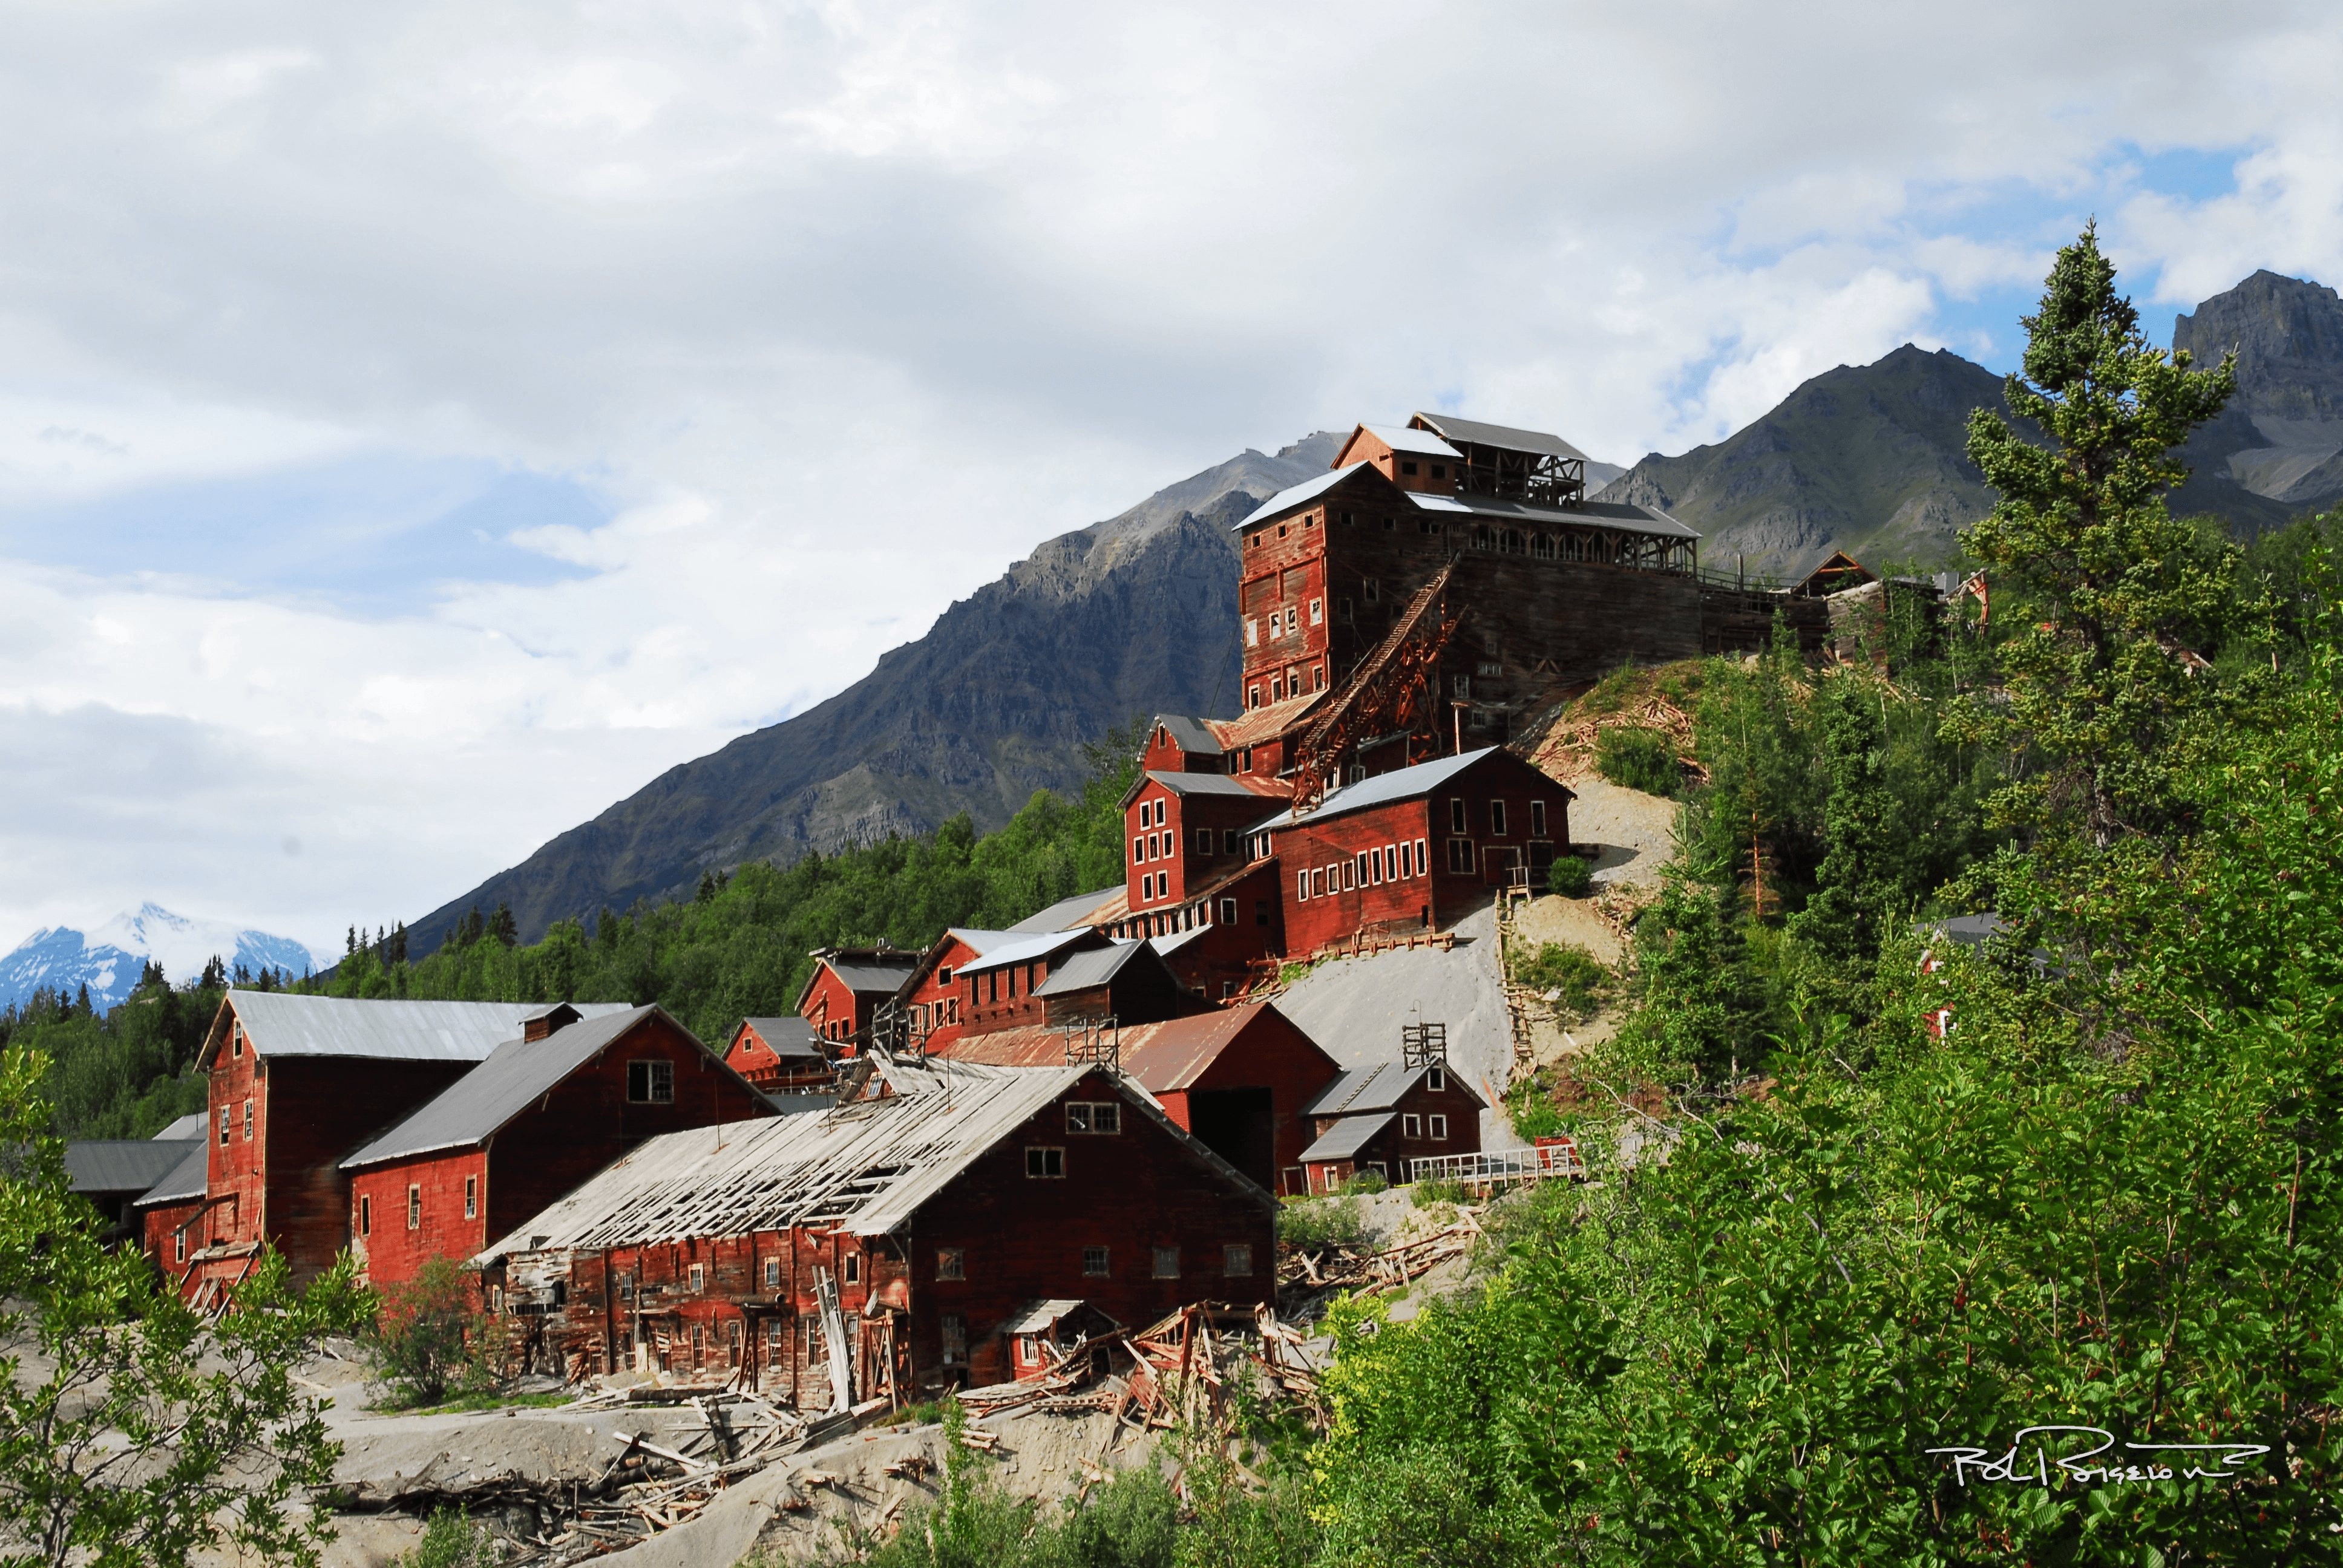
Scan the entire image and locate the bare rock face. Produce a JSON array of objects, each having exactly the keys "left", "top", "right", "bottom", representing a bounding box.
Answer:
[{"left": 2174, "top": 271, "right": 2343, "bottom": 506}]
